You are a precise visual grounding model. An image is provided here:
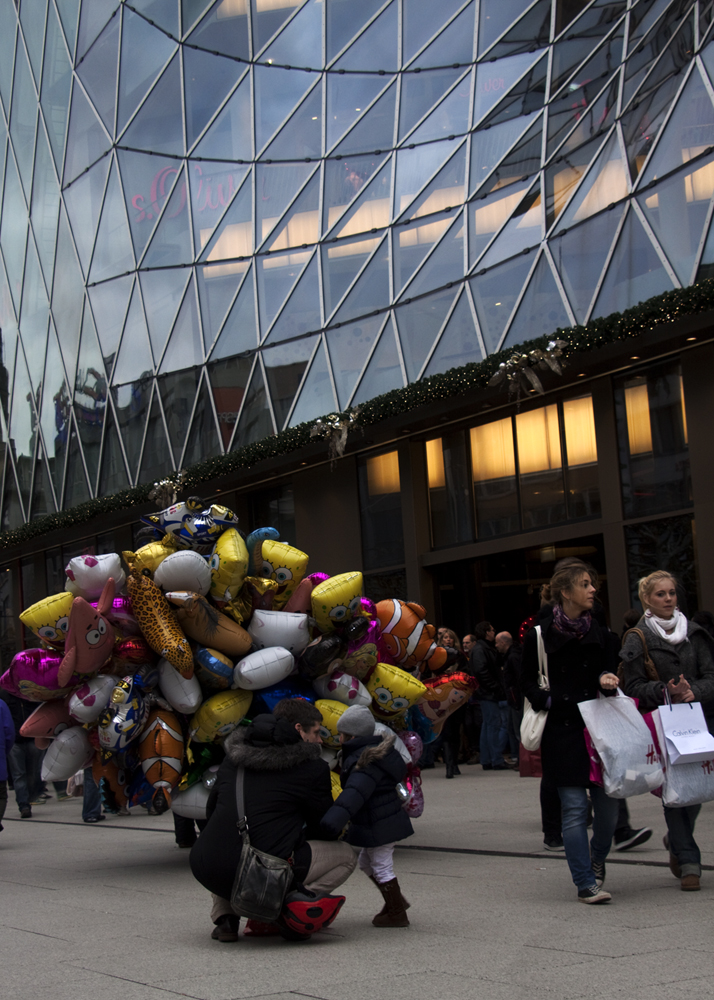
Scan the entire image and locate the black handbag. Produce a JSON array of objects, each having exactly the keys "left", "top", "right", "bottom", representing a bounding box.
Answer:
[{"left": 229, "top": 768, "right": 293, "bottom": 921}]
